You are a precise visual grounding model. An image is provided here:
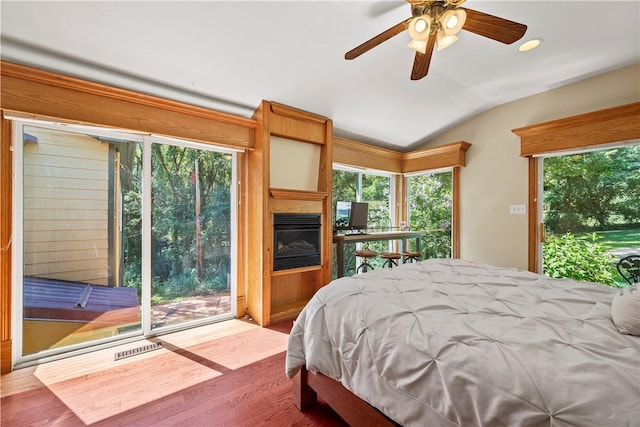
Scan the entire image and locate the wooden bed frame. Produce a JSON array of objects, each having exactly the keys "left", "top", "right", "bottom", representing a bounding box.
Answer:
[{"left": 293, "top": 366, "right": 398, "bottom": 426}]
